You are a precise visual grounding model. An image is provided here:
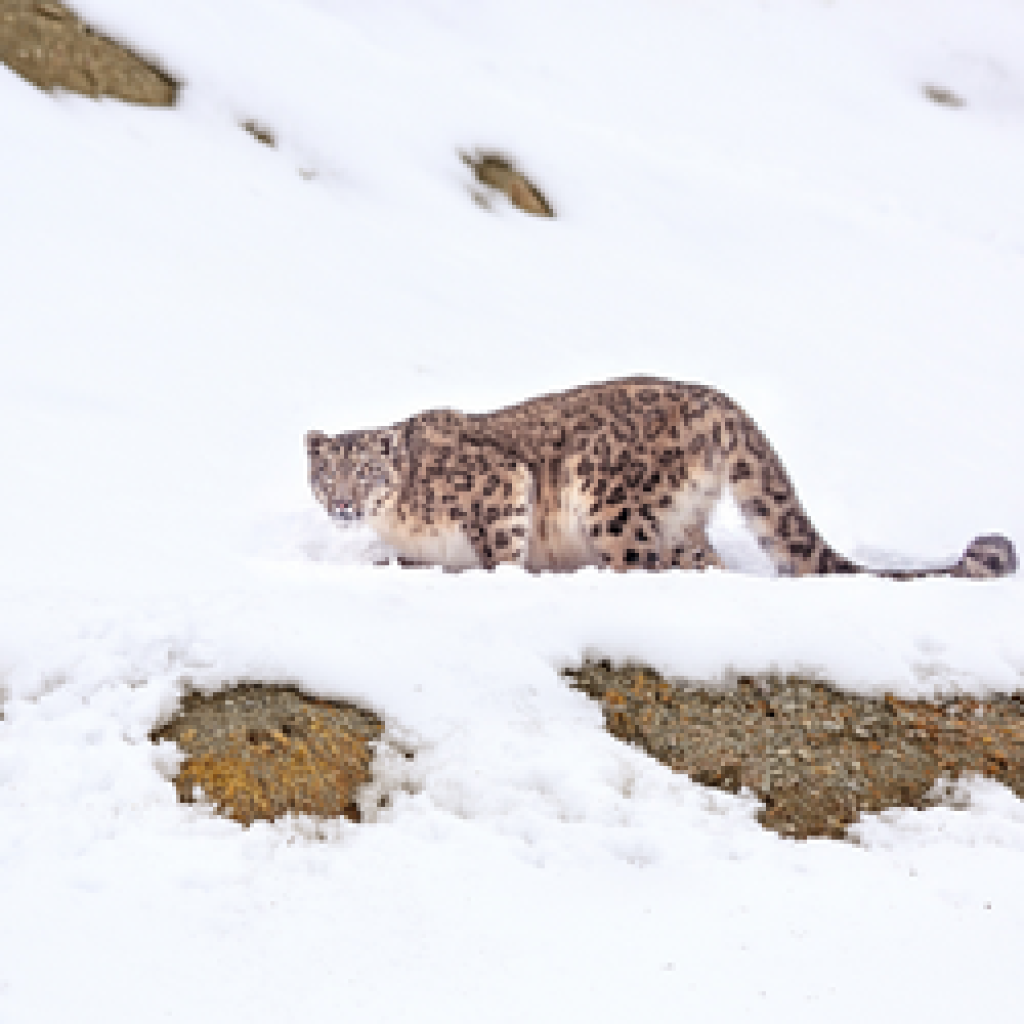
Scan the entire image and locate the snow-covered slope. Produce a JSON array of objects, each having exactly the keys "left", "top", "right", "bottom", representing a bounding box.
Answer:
[{"left": 2, "top": 2, "right": 1024, "bottom": 1020}]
